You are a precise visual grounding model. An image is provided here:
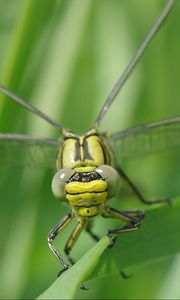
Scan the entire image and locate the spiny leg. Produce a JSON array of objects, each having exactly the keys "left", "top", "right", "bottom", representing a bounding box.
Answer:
[
  {"left": 102, "top": 206, "right": 144, "bottom": 279},
  {"left": 102, "top": 206, "right": 143, "bottom": 246},
  {"left": 48, "top": 212, "right": 74, "bottom": 276},
  {"left": 65, "top": 218, "right": 87, "bottom": 266},
  {"left": 117, "top": 166, "right": 171, "bottom": 206},
  {"left": 65, "top": 219, "right": 88, "bottom": 290},
  {"left": 119, "top": 210, "right": 145, "bottom": 222}
]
